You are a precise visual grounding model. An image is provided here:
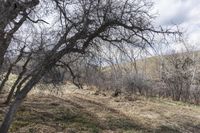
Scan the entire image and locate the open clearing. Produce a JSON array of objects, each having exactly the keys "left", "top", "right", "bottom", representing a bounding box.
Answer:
[{"left": 0, "top": 86, "right": 200, "bottom": 133}]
